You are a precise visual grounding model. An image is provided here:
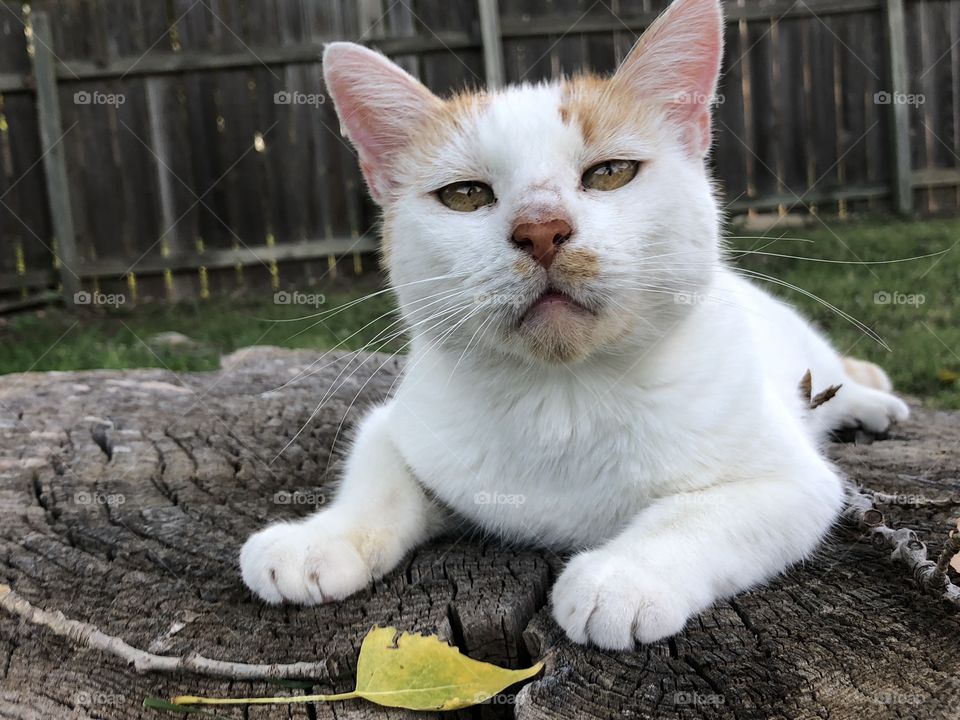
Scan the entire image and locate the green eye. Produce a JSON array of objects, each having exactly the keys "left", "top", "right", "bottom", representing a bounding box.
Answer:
[
  {"left": 582, "top": 160, "right": 640, "bottom": 191},
  {"left": 437, "top": 181, "right": 496, "bottom": 212}
]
